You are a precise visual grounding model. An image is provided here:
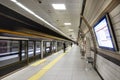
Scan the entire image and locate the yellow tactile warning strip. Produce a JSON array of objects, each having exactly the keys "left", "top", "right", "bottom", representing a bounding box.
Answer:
[
  {"left": 28, "top": 48, "right": 71, "bottom": 80},
  {"left": 30, "top": 59, "right": 47, "bottom": 66}
]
